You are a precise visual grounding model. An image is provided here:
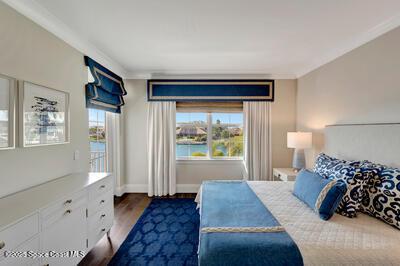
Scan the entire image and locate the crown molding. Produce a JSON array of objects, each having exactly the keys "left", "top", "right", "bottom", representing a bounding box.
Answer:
[
  {"left": 296, "top": 12, "right": 400, "bottom": 78},
  {"left": 2, "top": 0, "right": 128, "bottom": 77},
  {"left": 125, "top": 72, "right": 297, "bottom": 80}
]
